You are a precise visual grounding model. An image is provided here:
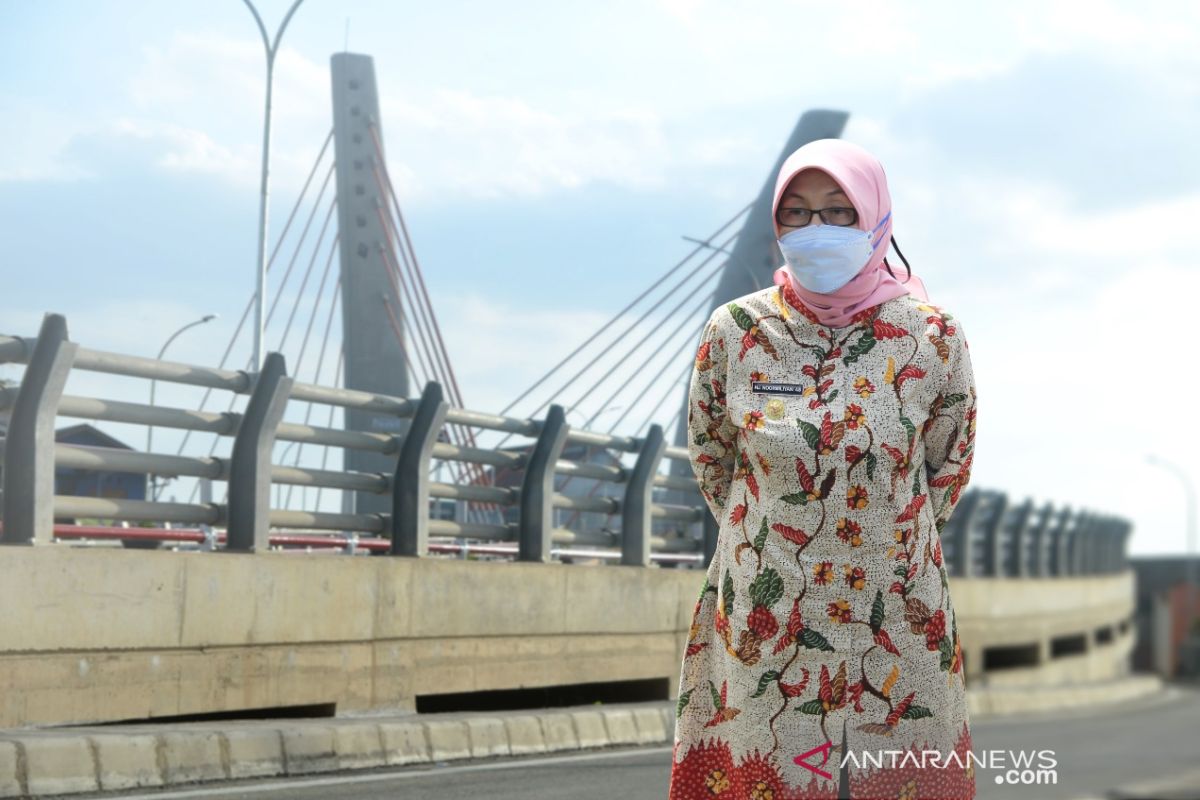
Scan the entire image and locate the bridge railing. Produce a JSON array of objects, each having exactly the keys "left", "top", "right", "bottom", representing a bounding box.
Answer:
[{"left": 0, "top": 313, "right": 1130, "bottom": 574}]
